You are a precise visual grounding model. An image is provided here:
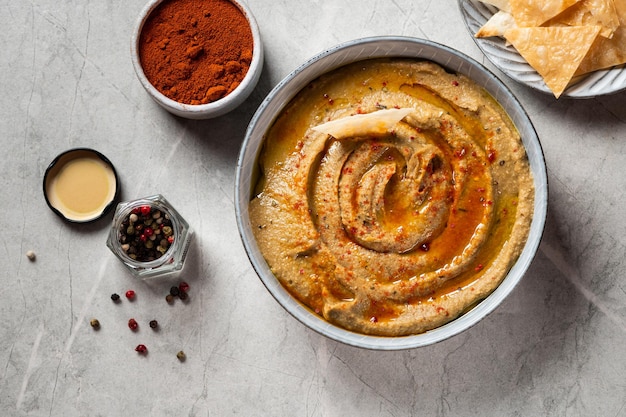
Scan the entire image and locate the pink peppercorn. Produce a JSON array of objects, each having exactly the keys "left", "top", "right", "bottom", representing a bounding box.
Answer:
[{"left": 128, "top": 318, "right": 138, "bottom": 331}]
